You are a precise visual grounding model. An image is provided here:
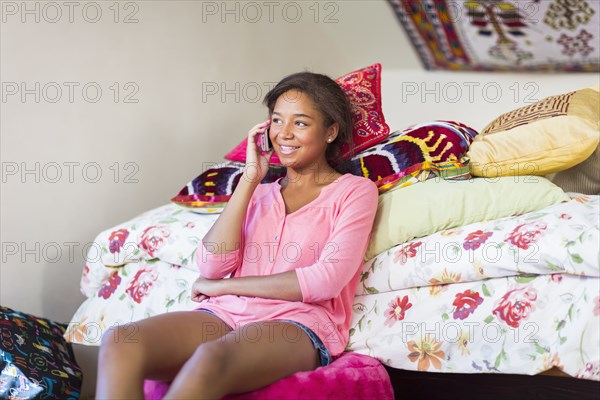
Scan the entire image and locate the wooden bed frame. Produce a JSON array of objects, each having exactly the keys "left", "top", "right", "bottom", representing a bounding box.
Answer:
[{"left": 384, "top": 366, "right": 600, "bottom": 399}]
